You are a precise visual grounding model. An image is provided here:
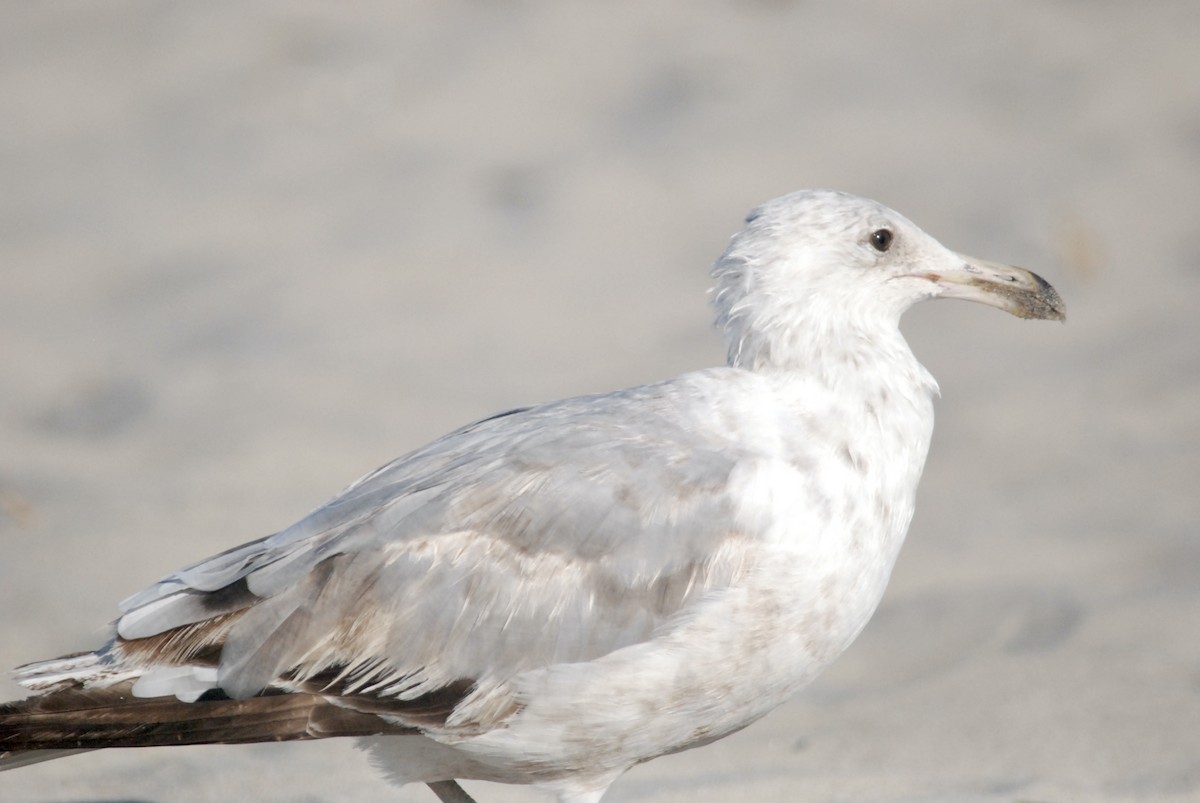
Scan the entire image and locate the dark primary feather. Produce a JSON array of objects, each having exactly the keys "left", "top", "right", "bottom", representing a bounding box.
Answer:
[{"left": 0, "top": 683, "right": 414, "bottom": 752}]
